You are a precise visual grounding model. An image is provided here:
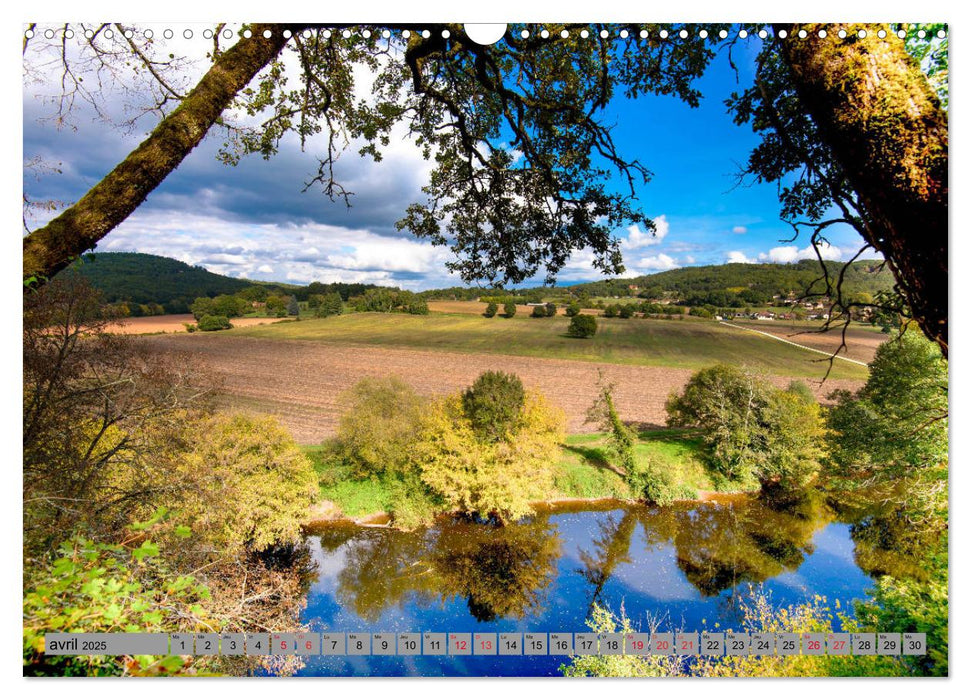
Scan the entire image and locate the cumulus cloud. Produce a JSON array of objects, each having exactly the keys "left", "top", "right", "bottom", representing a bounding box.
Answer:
[
  {"left": 726, "top": 250, "right": 756, "bottom": 264},
  {"left": 96, "top": 209, "right": 460, "bottom": 289},
  {"left": 622, "top": 215, "right": 669, "bottom": 250},
  {"left": 634, "top": 253, "right": 679, "bottom": 271},
  {"left": 757, "top": 241, "right": 843, "bottom": 263}
]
